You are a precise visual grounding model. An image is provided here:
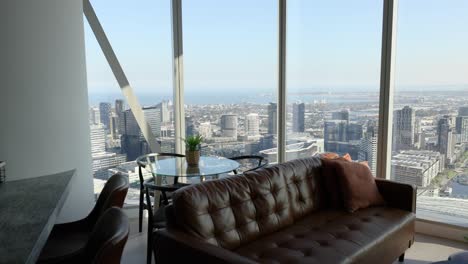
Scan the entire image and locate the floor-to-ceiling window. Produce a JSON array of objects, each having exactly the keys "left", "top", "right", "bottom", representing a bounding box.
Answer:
[
  {"left": 84, "top": 0, "right": 173, "bottom": 205},
  {"left": 285, "top": 0, "right": 383, "bottom": 174},
  {"left": 83, "top": 1, "right": 468, "bottom": 230},
  {"left": 182, "top": 0, "right": 278, "bottom": 159},
  {"left": 390, "top": 0, "right": 468, "bottom": 226}
]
